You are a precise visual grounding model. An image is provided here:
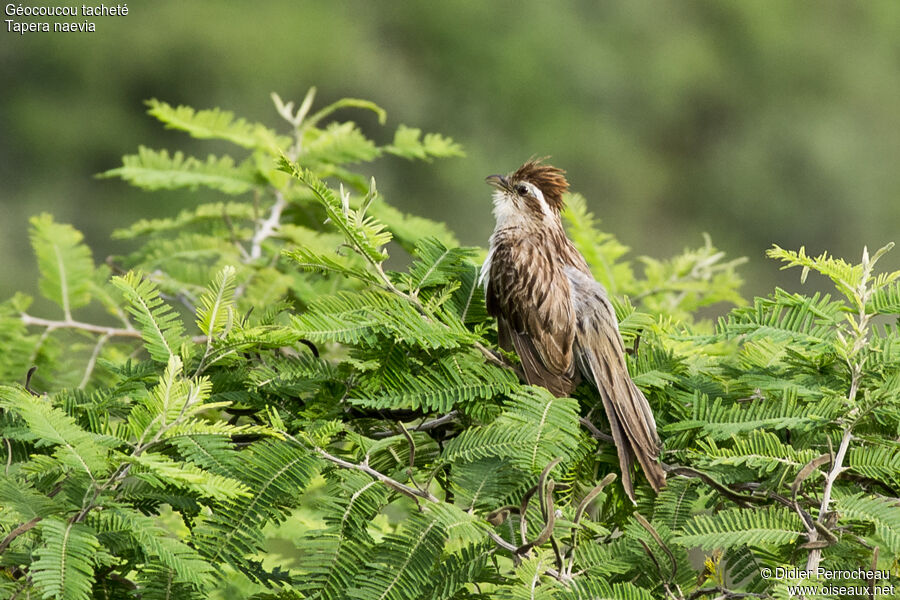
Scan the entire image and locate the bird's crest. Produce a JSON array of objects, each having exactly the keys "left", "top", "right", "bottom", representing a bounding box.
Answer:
[{"left": 512, "top": 158, "right": 570, "bottom": 211}]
